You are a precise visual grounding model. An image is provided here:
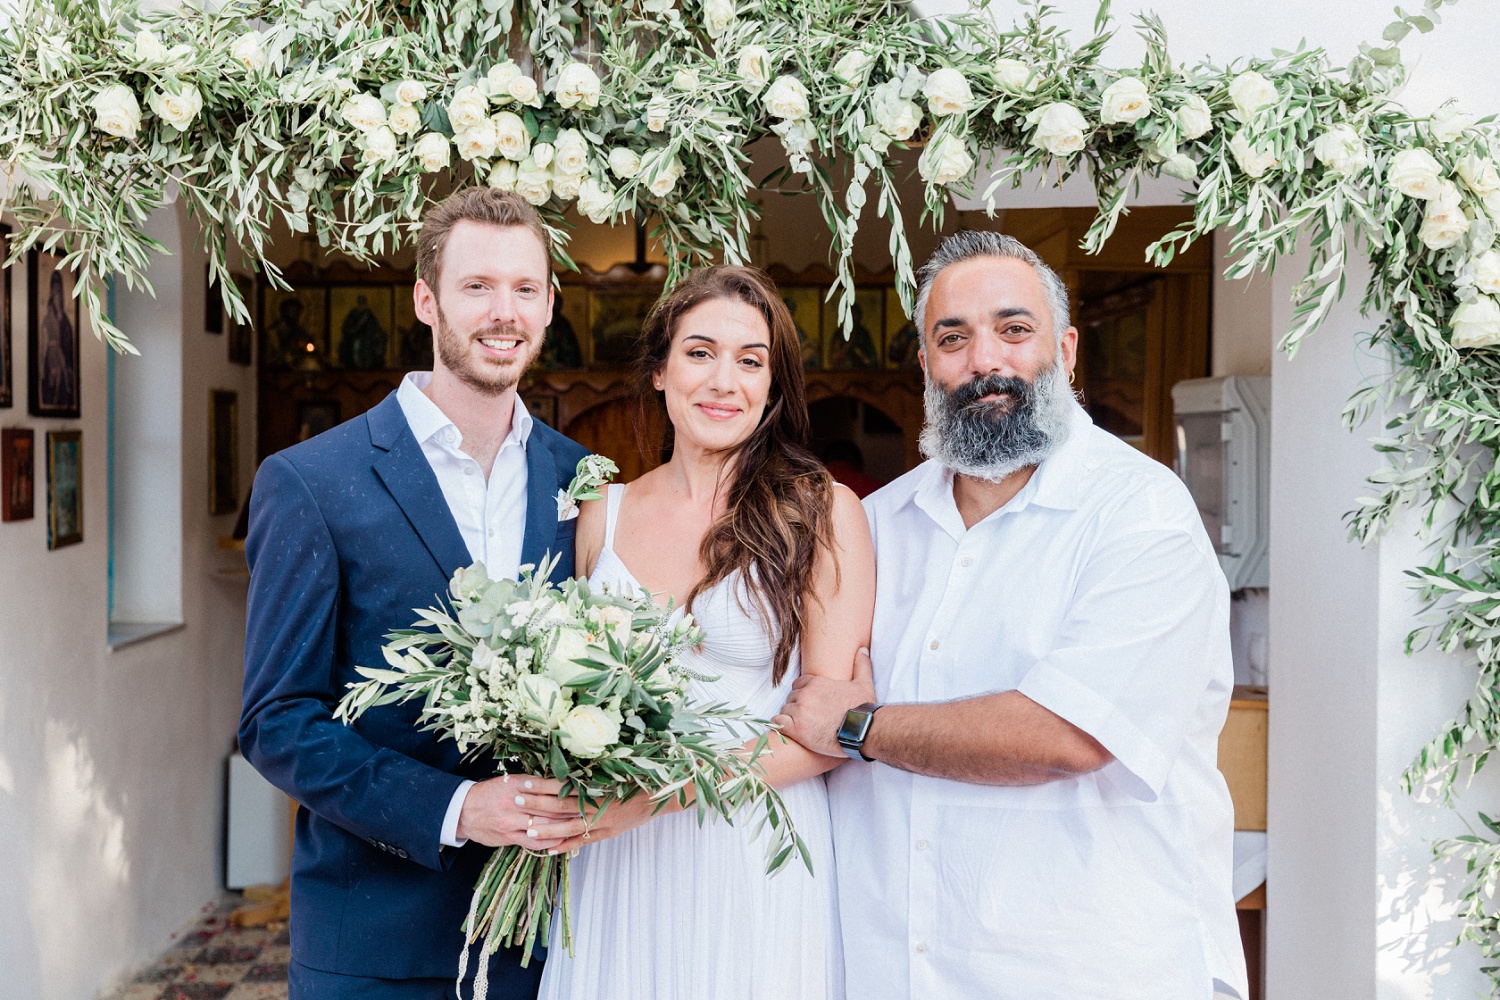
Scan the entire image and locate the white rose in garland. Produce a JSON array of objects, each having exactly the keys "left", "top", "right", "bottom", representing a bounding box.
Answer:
[
  {"left": 229, "top": 31, "right": 266, "bottom": 74},
  {"left": 531, "top": 141, "right": 556, "bottom": 170},
  {"left": 1028, "top": 102, "right": 1089, "bottom": 156},
  {"left": 1451, "top": 295, "right": 1500, "bottom": 349},
  {"left": 1176, "top": 94, "right": 1213, "bottom": 140},
  {"left": 703, "top": 0, "right": 736, "bottom": 38},
  {"left": 918, "top": 132, "right": 974, "bottom": 185},
  {"left": 131, "top": 30, "right": 167, "bottom": 64},
  {"left": 993, "top": 58, "right": 1038, "bottom": 94},
  {"left": 415, "top": 132, "right": 451, "bottom": 172},
  {"left": 493, "top": 112, "right": 531, "bottom": 162},
  {"left": 1228, "top": 70, "right": 1277, "bottom": 121},
  {"left": 641, "top": 147, "right": 685, "bottom": 197},
  {"left": 360, "top": 126, "right": 398, "bottom": 168},
  {"left": 1458, "top": 154, "right": 1500, "bottom": 197},
  {"left": 341, "top": 94, "right": 386, "bottom": 132},
  {"left": 448, "top": 86, "right": 488, "bottom": 133},
  {"left": 488, "top": 160, "right": 519, "bottom": 191},
  {"left": 487, "top": 61, "right": 521, "bottom": 99},
  {"left": 90, "top": 84, "right": 141, "bottom": 140},
  {"left": 1312, "top": 125, "right": 1369, "bottom": 175},
  {"left": 1100, "top": 77, "right": 1151, "bottom": 126},
  {"left": 577, "top": 176, "right": 616, "bottom": 224},
  {"left": 557, "top": 704, "right": 622, "bottom": 759},
  {"left": 1388, "top": 148, "right": 1444, "bottom": 200},
  {"left": 833, "top": 49, "right": 875, "bottom": 92},
  {"left": 552, "top": 171, "right": 582, "bottom": 201},
  {"left": 646, "top": 96, "right": 671, "bottom": 132},
  {"left": 455, "top": 118, "right": 499, "bottom": 162},
  {"left": 555, "top": 62, "right": 601, "bottom": 110},
  {"left": 609, "top": 147, "right": 641, "bottom": 179},
  {"left": 389, "top": 103, "right": 421, "bottom": 137},
  {"left": 515, "top": 157, "right": 553, "bottom": 206},
  {"left": 1419, "top": 181, "right": 1470, "bottom": 251},
  {"left": 923, "top": 68, "right": 974, "bottom": 117},
  {"left": 1229, "top": 130, "right": 1278, "bottom": 178},
  {"left": 394, "top": 80, "right": 427, "bottom": 105},
  {"left": 1472, "top": 250, "right": 1500, "bottom": 294},
  {"left": 553, "top": 129, "right": 589, "bottom": 177},
  {"left": 1431, "top": 103, "right": 1475, "bottom": 143},
  {"left": 765, "top": 75, "right": 811, "bottom": 121},
  {"left": 509, "top": 75, "right": 542, "bottom": 108},
  {"left": 673, "top": 67, "right": 699, "bottom": 93},
  {"left": 147, "top": 84, "right": 203, "bottom": 131},
  {"left": 737, "top": 46, "right": 773, "bottom": 92}
]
